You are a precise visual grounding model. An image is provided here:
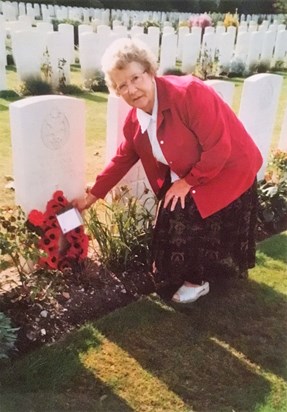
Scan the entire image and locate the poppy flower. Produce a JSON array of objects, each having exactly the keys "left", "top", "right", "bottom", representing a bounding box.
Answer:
[
  {"left": 43, "top": 228, "right": 60, "bottom": 247},
  {"left": 28, "top": 209, "right": 45, "bottom": 227}
]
